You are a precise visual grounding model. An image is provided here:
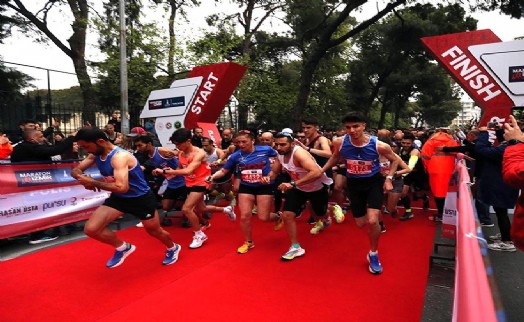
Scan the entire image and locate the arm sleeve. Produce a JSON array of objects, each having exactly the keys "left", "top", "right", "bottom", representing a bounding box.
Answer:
[{"left": 408, "top": 155, "right": 419, "bottom": 170}]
